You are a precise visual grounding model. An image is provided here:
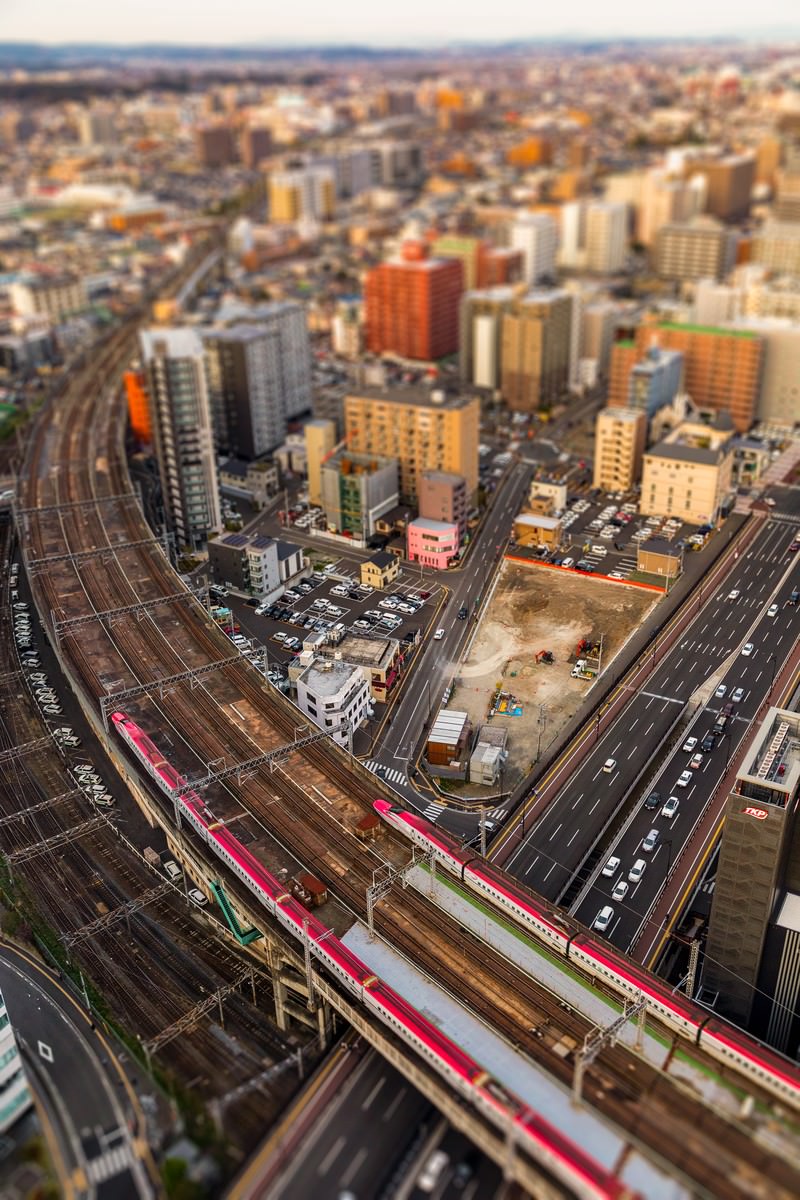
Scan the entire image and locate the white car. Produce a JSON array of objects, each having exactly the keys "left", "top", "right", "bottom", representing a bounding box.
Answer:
[
  {"left": 433, "top": 628, "right": 446, "bottom": 640},
  {"left": 602, "top": 758, "right": 617, "bottom": 773},
  {"left": 612, "top": 879, "right": 629, "bottom": 902},
  {"left": 741, "top": 642, "right": 754, "bottom": 656},
  {"left": 661, "top": 796, "right": 680, "bottom": 819},
  {"left": 728, "top": 589, "right": 740, "bottom": 600},
  {"left": 593, "top": 906, "right": 614, "bottom": 932},
  {"left": 768, "top": 603, "right": 779, "bottom": 617},
  {"left": 715, "top": 683, "right": 727, "bottom": 698},
  {"left": 601, "top": 856, "right": 620, "bottom": 877},
  {"left": 561, "top": 557, "right": 575, "bottom": 569},
  {"left": 628, "top": 858, "right": 646, "bottom": 884},
  {"left": 677, "top": 770, "right": 692, "bottom": 788},
  {"left": 682, "top": 737, "right": 697, "bottom": 753}
]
